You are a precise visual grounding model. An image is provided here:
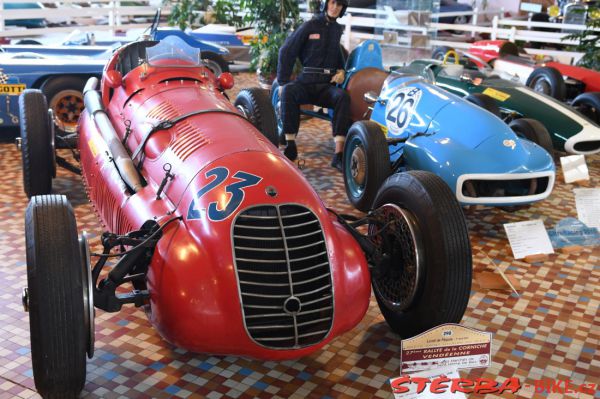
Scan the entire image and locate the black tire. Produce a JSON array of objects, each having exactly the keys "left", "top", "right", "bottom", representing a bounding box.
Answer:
[
  {"left": 201, "top": 51, "right": 230, "bottom": 77},
  {"left": 526, "top": 67, "right": 566, "bottom": 101},
  {"left": 19, "top": 89, "right": 53, "bottom": 198},
  {"left": 572, "top": 92, "right": 600, "bottom": 124},
  {"left": 270, "top": 80, "right": 286, "bottom": 145},
  {"left": 26, "top": 195, "right": 87, "bottom": 398},
  {"left": 509, "top": 118, "right": 554, "bottom": 155},
  {"left": 465, "top": 93, "right": 500, "bottom": 117},
  {"left": 343, "top": 121, "right": 390, "bottom": 212},
  {"left": 235, "top": 88, "right": 279, "bottom": 147},
  {"left": 498, "top": 41, "right": 520, "bottom": 57},
  {"left": 451, "top": 15, "right": 470, "bottom": 34},
  {"left": 452, "top": 15, "right": 470, "bottom": 25},
  {"left": 369, "top": 171, "right": 472, "bottom": 338},
  {"left": 40, "top": 76, "right": 87, "bottom": 134},
  {"left": 432, "top": 46, "right": 455, "bottom": 61},
  {"left": 530, "top": 12, "right": 558, "bottom": 32},
  {"left": 15, "top": 39, "right": 42, "bottom": 45}
]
